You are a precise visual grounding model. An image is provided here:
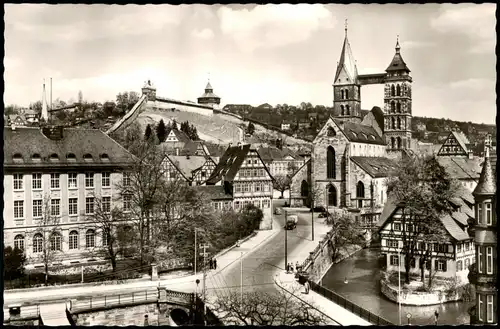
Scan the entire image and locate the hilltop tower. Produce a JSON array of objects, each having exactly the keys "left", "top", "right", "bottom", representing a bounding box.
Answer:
[
  {"left": 197, "top": 80, "right": 221, "bottom": 108},
  {"left": 141, "top": 80, "right": 157, "bottom": 101},
  {"left": 383, "top": 37, "right": 413, "bottom": 151},
  {"left": 332, "top": 21, "right": 362, "bottom": 123}
]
